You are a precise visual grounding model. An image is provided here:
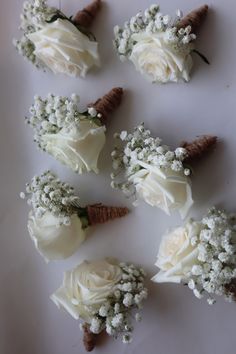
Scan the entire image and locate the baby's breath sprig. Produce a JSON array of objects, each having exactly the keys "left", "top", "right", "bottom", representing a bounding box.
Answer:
[
  {"left": 114, "top": 4, "right": 196, "bottom": 61},
  {"left": 111, "top": 123, "right": 190, "bottom": 197},
  {"left": 89, "top": 263, "right": 148, "bottom": 343},
  {"left": 13, "top": 0, "right": 58, "bottom": 66},
  {"left": 21, "top": 171, "right": 129, "bottom": 228},
  {"left": 25, "top": 93, "right": 102, "bottom": 152},
  {"left": 20, "top": 171, "right": 80, "bottom": 223},
  {"left": 19, "top": 0, "right": 57, "bottom": 33},
  {"left": 13, "top": 36, "right": 41, "bottom": 68},
  {"left": 186, "top": 208, "right": 236, "bottom": 304}
]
